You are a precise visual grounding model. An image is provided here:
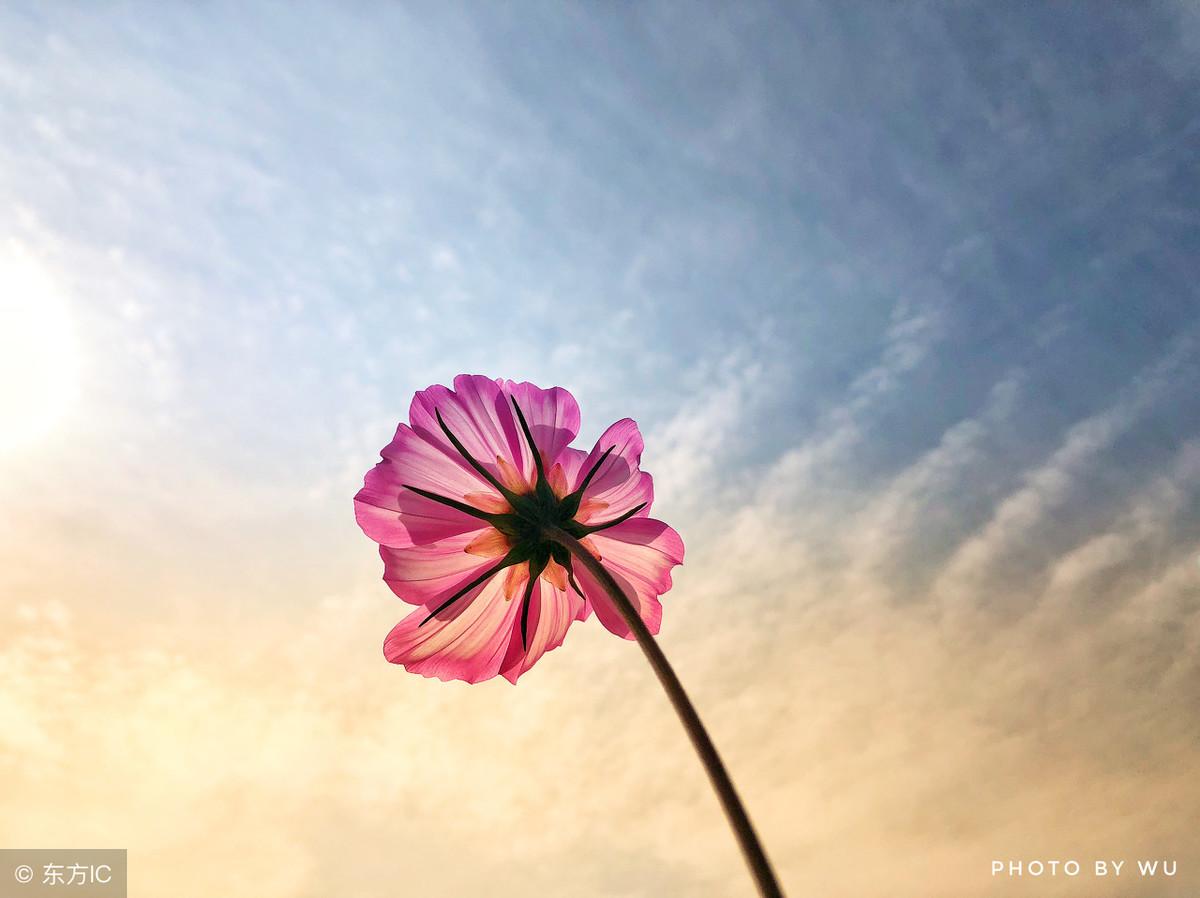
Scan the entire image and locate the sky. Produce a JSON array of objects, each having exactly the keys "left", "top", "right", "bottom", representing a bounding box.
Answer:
[{"left": 1, "top": 2, "right": 1199, "bottom": 896}]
